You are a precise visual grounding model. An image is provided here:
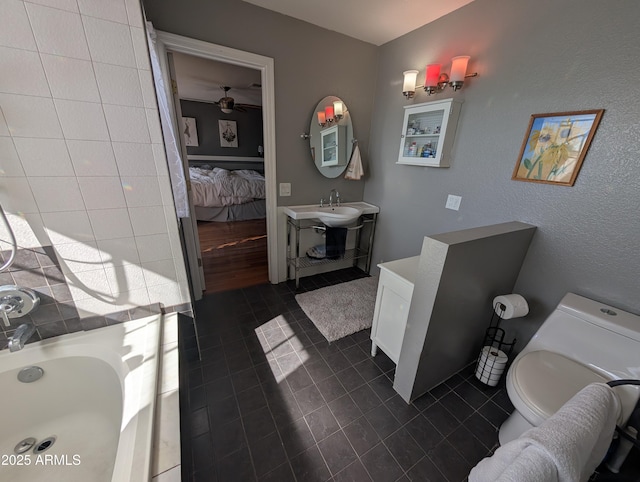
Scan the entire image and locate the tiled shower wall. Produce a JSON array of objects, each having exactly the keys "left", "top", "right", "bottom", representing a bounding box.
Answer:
[{"left": 0, "top": 0, "right": 191, "bottom": 344}]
